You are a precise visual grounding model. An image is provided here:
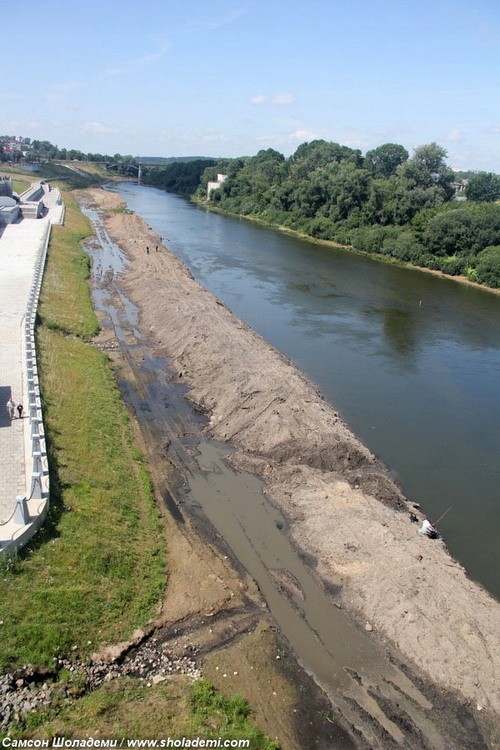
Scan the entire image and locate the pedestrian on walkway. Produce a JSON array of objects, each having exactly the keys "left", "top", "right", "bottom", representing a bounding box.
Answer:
[
  {"left": 17, "top": 402, "right": 24, "bottom": 419},
  {"left": 6, "top": 397, "right": 15, "bottom": 420}
]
